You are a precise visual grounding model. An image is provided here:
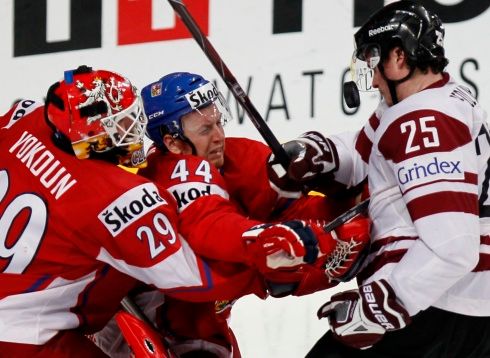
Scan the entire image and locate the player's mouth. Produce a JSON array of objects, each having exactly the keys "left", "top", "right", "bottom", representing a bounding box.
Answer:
[{"left": 209, "top": 147, "right": 224, "bottom": 157}]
